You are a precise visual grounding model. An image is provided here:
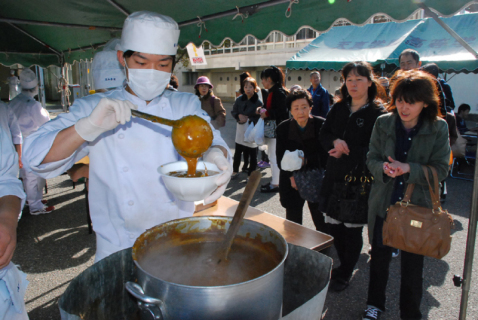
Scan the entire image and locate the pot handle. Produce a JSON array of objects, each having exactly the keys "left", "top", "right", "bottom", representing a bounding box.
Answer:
[{"left": 126, "top": 281, "right": 164, "bottom": 320}]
